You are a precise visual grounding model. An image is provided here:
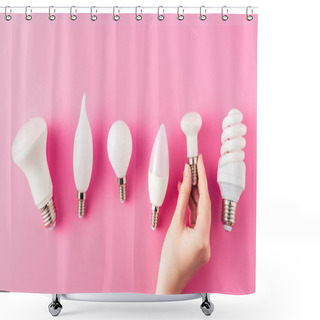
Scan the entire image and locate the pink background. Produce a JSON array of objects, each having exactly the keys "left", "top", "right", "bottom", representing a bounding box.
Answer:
[{"left": 0, "top": 13, "right": 257, "bottom": 294}]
